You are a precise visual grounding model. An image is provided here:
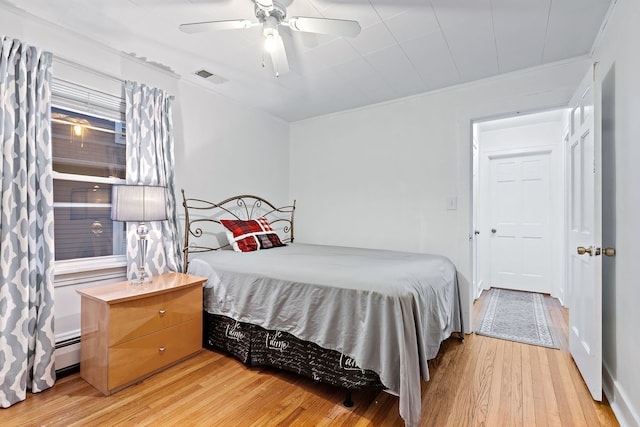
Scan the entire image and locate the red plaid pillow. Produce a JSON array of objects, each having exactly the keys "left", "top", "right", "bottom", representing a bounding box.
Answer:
[{"left": 220, "top": 217, "right": 285, "bottom": 252}]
